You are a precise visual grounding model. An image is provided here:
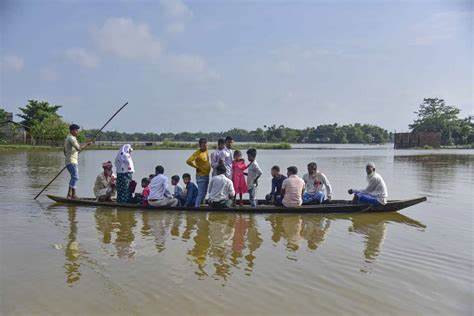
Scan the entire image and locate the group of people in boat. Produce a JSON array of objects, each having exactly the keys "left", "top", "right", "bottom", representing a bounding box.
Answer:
[{"left": 64, "top": 124, "right": 388, "bottom": 208}]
